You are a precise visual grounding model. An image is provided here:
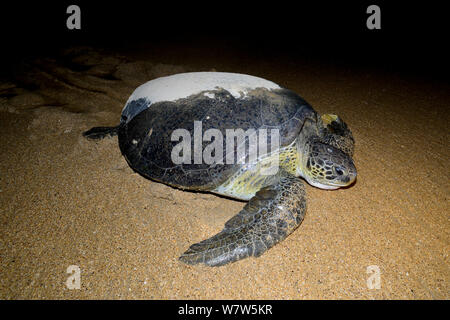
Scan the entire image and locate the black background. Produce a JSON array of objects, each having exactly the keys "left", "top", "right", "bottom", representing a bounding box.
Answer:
[
  {"left": 0, "top": 300, "right": 446, "bottom": 316},
  {"left": 1, "top": 1, "right": 449, "bottom": 81}
]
